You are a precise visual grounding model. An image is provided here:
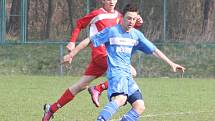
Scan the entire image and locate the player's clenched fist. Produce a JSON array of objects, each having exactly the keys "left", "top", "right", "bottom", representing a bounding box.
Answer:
[{"left": 61, "top": 53, "right": 73, "bottom": 65}]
